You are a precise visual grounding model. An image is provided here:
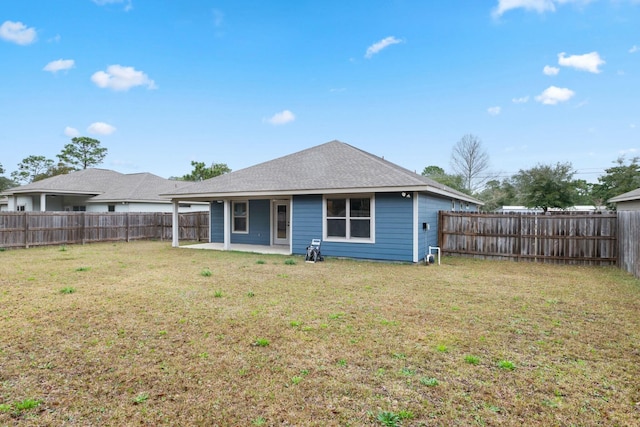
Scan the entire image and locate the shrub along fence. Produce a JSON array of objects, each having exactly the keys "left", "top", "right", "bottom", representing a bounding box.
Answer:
[
  {"left": 438, "top": 211, "right": 619, "bottom": 266},
  {"left": 0, "top": 211, "right": 209, "bottom": 249}
]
